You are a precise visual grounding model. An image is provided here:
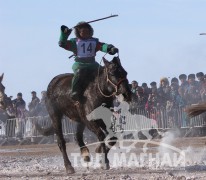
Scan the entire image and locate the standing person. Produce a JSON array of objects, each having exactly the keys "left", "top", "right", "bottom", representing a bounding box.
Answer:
[
  {"left": 130, "top": 80, "right": 139, "bottom": 106},
  {"left": 179, "top": 74, "right": 189, "bottom": 92},
  {"left": 157, "top": 77, "right": 170, "bottom": 108},
  {"left": 39, "top": 91, "right": 48, "bottom": 116},
  {"left": 12, "top": 92, "right": 27, "bottom": 139},
  {"left": 142, "top": 82, "right": 150, "bottom": 99},
  {"left": 185, "top": 74, "right": 201, "bottom": 105},
  {"left": 12, "top": 92, "right": 26, "bottom": 118},
  {"left": 150, "top": 81, "right": 158, "bottom": 94},
  {"left": 28, "top": 91, "right": 40, "bottom": 116},
  {"left": 171, "top": 77, "right": 179, "bottom": 87},
  {"left": 58, "top": 22, "right": 119, "bottom": 101},
  {"left": 196, "top": 72, "right": 206, "bottom": 102},
  {"left": 40, "top": 91, "right": 46, "bottom": 106},
  {"left": 131, "top": 80, "right": 139, "bottom": 94},
  {"left": 196, "top": 72, "right": 204, "bottom": 85}
]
